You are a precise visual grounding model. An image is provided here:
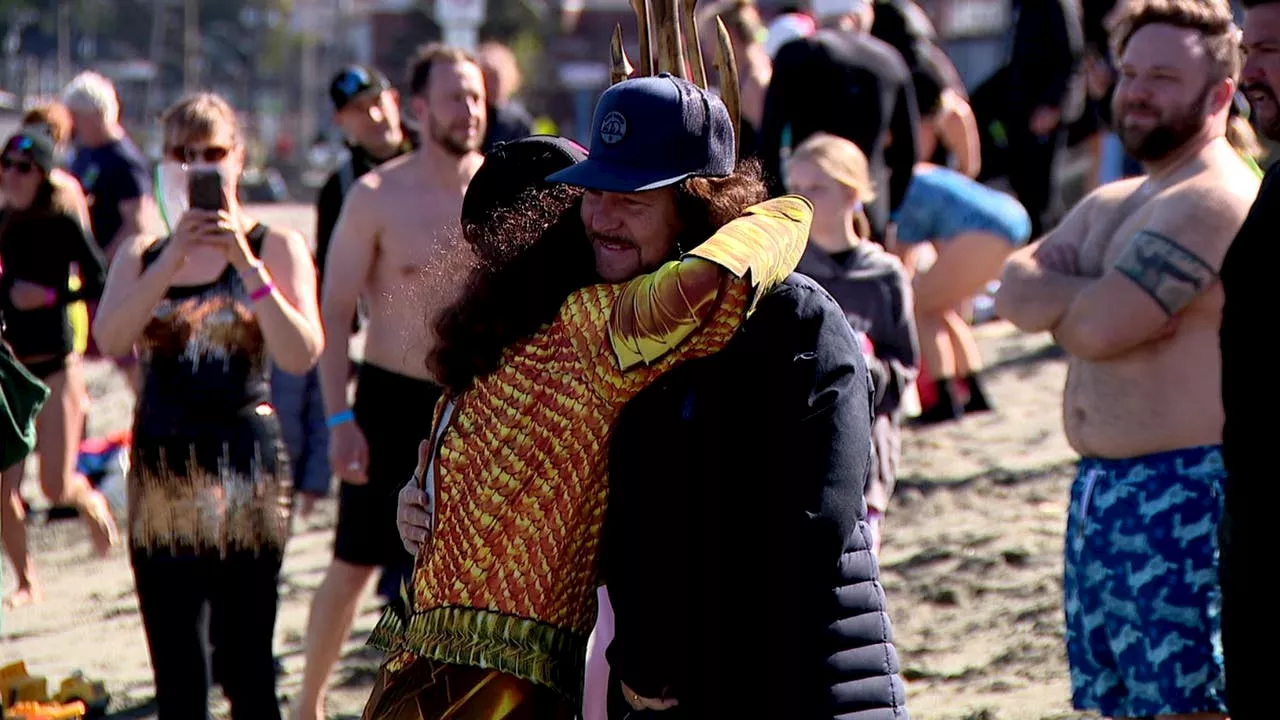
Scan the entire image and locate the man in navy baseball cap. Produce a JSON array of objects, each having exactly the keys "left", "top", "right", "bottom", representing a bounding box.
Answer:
[
  {"left": 547, "top": 73, "right": 736, "bottom": 192},
  {"left": 544, "top": 44, "right": 906, "bottom": 720},
  {"left": 546, "top": 73, "right": 740, "bottom": 282}
]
